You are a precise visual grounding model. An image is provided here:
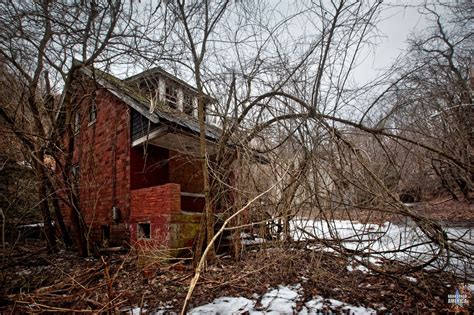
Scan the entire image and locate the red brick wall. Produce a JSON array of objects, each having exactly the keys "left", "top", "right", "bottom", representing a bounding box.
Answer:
[
  {"left": 130, "top": 183, "right": 181, "bottom": 217},
  {"left": 67, "top": 84, "right": 131, "bottom": 245},
  {"left": 129, "top": 183, "right": 181, "bottom": 246}
]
